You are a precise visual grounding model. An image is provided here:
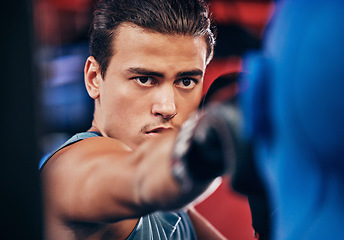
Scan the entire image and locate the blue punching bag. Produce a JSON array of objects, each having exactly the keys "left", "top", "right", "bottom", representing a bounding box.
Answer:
[{"left": 241, "top": 0, "right": 344, "bottom": 239}]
